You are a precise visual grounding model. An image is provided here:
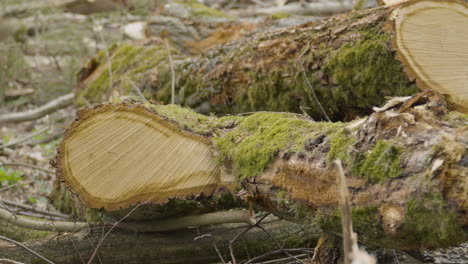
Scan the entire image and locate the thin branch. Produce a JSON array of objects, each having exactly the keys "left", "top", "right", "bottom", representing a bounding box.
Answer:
[
  {"left": 0, "top": 162, "right": 54, "bottom": 174},
  {"left": 0, "top": 127, "right": 48, "bottom": 150},
  {"left": 0, "top": 199, "right": 69, "bottom": 219},
  {"left": 125, "top": 76, "right": 148, "bottom": 103},
  {"left": 255, "top": 225, "right": 304, "bottom": 264},
  {"left": 87, "top": 201, "right": 147, "bottom": 264},
  {"left": 296, "top": 44, "right": 331, "bottom": 122},
  {"left": 6, "top": 210, "right": 67, "bottom": 221},
  {"left": 0, "top": 258, "right": 26, "bottom": 264},
  {"left": 86, "top": 236, "right": 104, "bottom": 264},
  {"left": 118, "top": 210, "right": 255, "bottom": 232},
  {"left": 27, "top": 129, "right": 62, "bottom": 146},
  {"left": 0, "top": 180, "right": 34, "bottom": 192},
  {"left": 0, "top": 93, "right": 74, "bottom": 124},
  {"left": 254, "top": 253, "right": 308, "bottom": 264},
  {"left": 86, "top": 236, "right": 103, "bottom": 264},
  {"left": 69, "top": 237, "right": 86, "bottom": 264},
  {"left": 163, "top": 38, "right": 176, "bottom": 104},
  {"left": 91, "top": 17, "right": 113, "bottom": 101},
  {"left": 0, "top": 235, "right": 55, "bottom": 264},
  {"left": 237, "top": 111, "right": 307, "bottom": 118},
  {"left": 243, "top": 249, "right": 313, "bottom": 264},
  {"left": 194, "top": 234, "right": 227, "bottom": 264},
  {"left": 229, "top": 213, "right": 270, "bottom": 264},
  {"left": 0, "top": 208, "right": 88, "bottom": 232}
]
